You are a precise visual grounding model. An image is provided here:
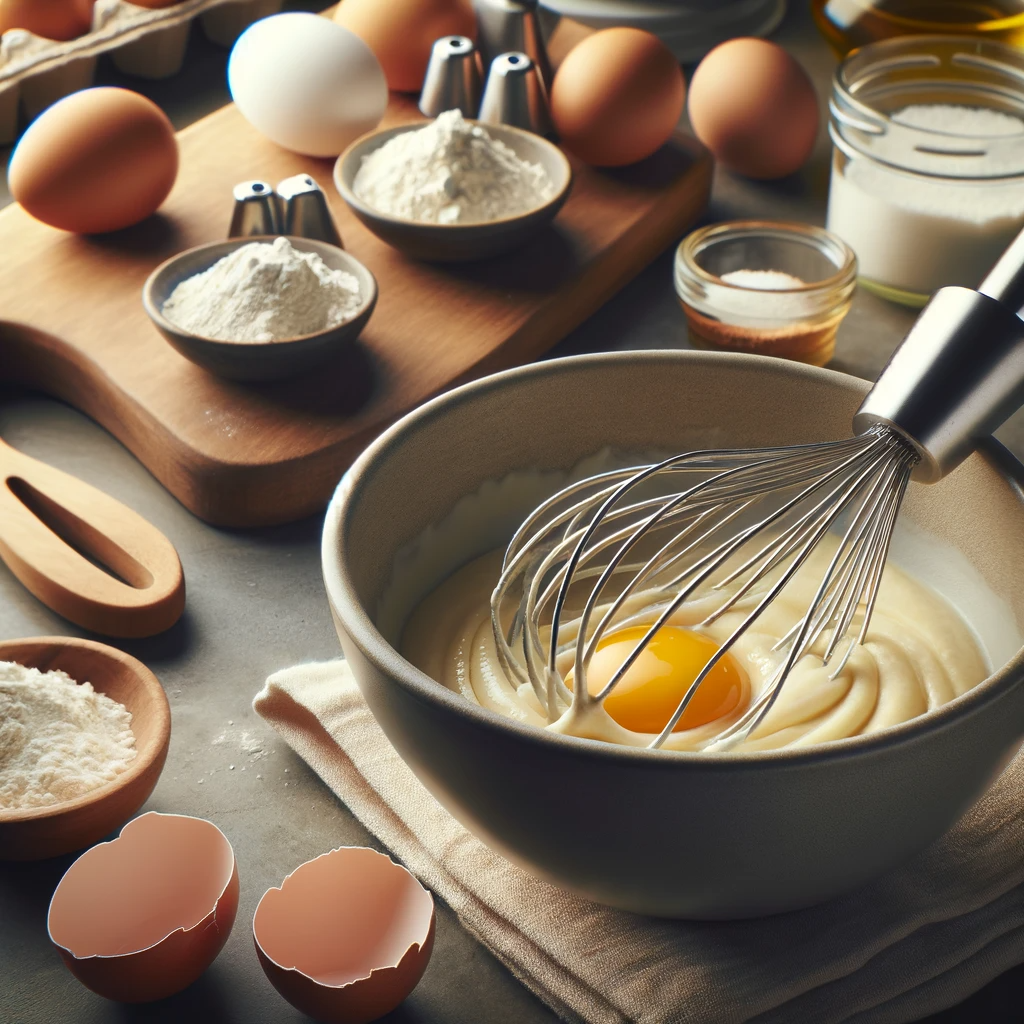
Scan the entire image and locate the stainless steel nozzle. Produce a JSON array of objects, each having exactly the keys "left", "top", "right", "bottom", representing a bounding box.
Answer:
[
  {"left": 275, "top": 173, "right": 343, "bottom": 249},
  {"left": 228, "top": 180, "right": 279, "bottom": 238},
  {"left": 474, "top": 0, "right": 552, "bottom": 91},
  {"left": 420, "top": 35, "right": 483, "bottom": 118},
  {"left": 478, "top": 51, "right": 553, "bottom": 137}
]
